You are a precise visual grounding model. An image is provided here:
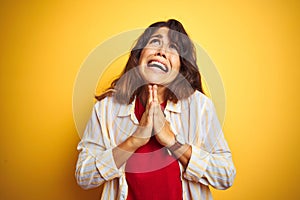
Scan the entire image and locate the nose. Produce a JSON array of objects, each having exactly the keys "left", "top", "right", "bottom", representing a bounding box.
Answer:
[{"left": 155, "top": 46, "right": 167, "bottom": 58}]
